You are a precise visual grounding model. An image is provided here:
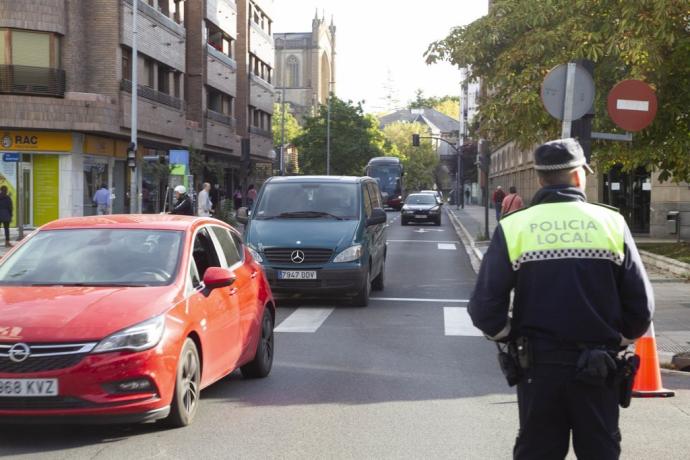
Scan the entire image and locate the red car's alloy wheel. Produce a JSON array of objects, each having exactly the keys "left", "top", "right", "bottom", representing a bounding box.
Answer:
[{"left": 167, "top": 338, "right": 201, "bottom": 427}]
